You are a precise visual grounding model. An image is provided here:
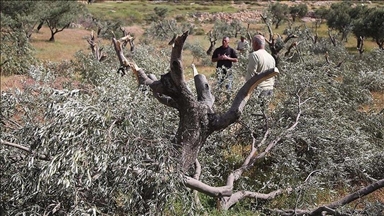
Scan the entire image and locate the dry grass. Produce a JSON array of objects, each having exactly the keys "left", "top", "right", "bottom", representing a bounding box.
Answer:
[
  {"left": 31, "top": 26, "right": 93, "bottom": 62},
  {"left": 0, "top": 75, "right": 29, "bottom": 91},
  {"left": 360, "top": 91, "right": 384, "bottom": 112}
]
